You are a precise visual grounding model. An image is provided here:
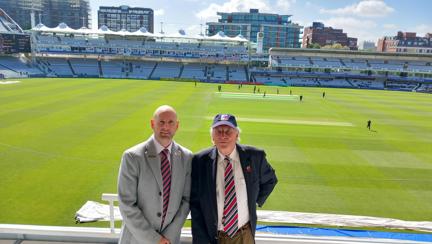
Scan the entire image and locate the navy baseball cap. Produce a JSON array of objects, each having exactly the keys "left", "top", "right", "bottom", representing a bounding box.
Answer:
[{"left": 212, "top": 114, "right": 238, "bottom": 129}]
